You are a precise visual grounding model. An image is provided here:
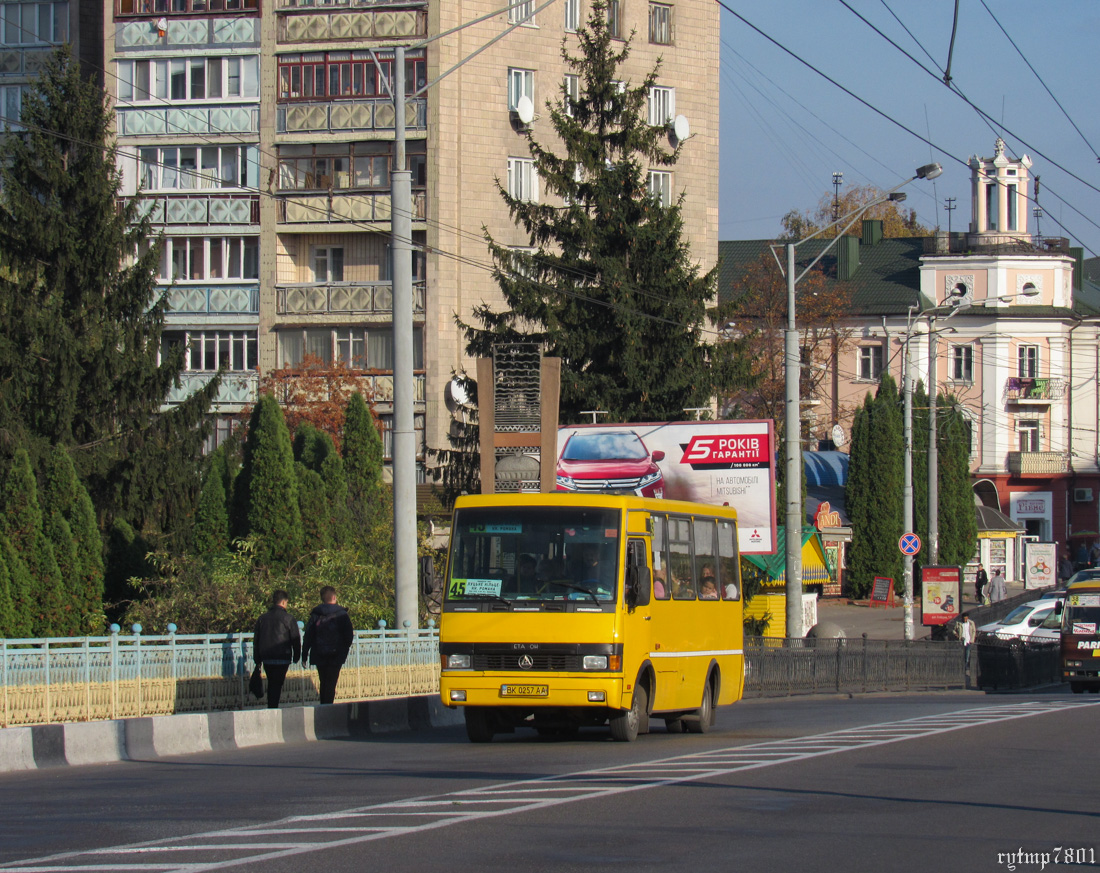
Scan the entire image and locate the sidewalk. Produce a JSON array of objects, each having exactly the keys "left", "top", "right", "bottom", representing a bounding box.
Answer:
[{"left": 814, "top": 578, "right": 1033, "bottom": 640}]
